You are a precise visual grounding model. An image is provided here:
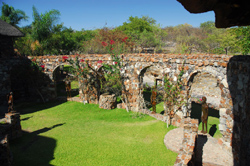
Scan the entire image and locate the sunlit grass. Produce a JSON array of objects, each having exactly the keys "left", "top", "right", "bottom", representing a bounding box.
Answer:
[{"left": 11, "top": 101, "right": 177, "bottom": 166}]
